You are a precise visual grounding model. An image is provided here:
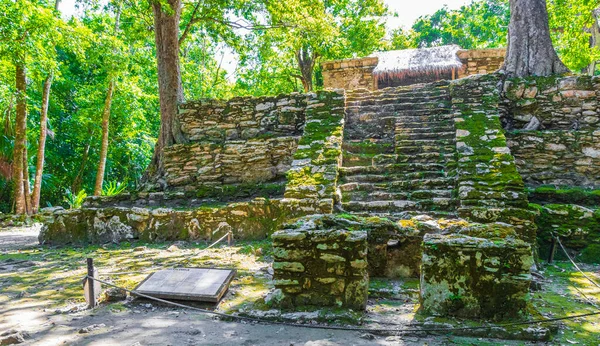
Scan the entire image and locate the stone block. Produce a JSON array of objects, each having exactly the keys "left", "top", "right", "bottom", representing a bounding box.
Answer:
[
  {"left": 420, "top": 230, "right": 533, "bottom": 320},
  {"left": 272, "top": 215, "right": 369, "bottom": 310}
]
